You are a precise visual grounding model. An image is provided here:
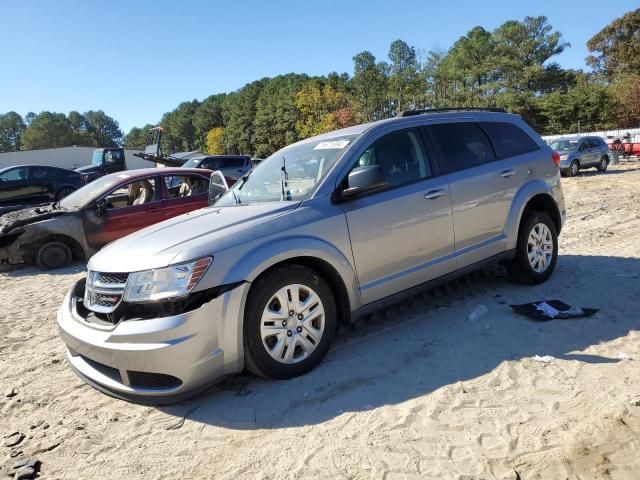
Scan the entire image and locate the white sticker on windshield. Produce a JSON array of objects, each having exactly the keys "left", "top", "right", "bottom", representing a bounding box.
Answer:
[{"left": 314, "top": 140, "right": 350, "bottom": 150}]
